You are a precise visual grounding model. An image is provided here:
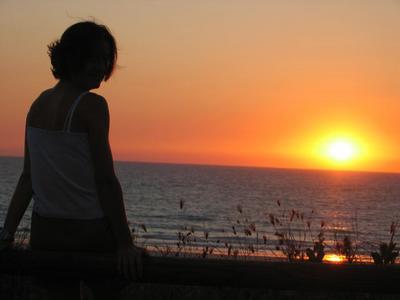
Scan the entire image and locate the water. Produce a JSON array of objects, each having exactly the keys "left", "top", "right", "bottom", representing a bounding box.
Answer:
[{"left": 1, "top": 156, "right": 400, "bottom": 257}]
